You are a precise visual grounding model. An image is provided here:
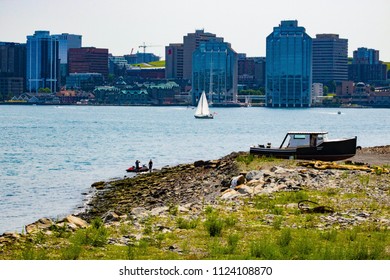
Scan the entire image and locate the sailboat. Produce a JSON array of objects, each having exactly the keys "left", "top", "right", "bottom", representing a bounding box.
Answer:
[{"left": 194, "top": 91, "right": 213, "bottom": 119}]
